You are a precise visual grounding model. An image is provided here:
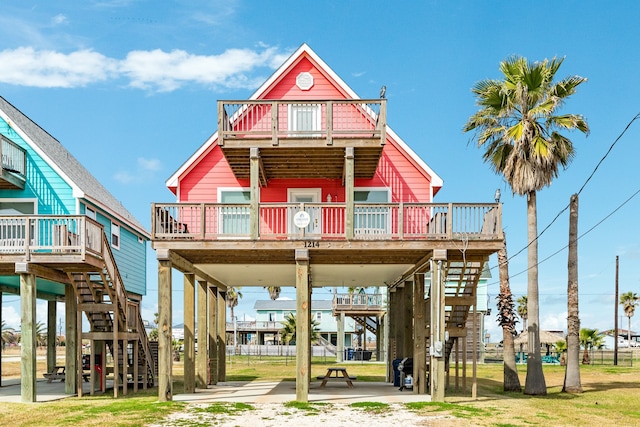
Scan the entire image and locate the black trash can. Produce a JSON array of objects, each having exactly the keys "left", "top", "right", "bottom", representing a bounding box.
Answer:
[{"left": 392, "top": 358, "right": 402, "bottom": 387}]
